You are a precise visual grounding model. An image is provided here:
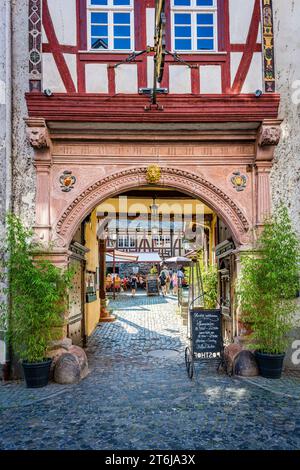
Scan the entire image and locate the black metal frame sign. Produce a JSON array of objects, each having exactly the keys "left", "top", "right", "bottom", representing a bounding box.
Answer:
[
  {"left": 191, "top": 309, "right": 222, "bottom": 360},
  {"left": 147, "top": 276, "right": 160, "bottom": 296}
]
